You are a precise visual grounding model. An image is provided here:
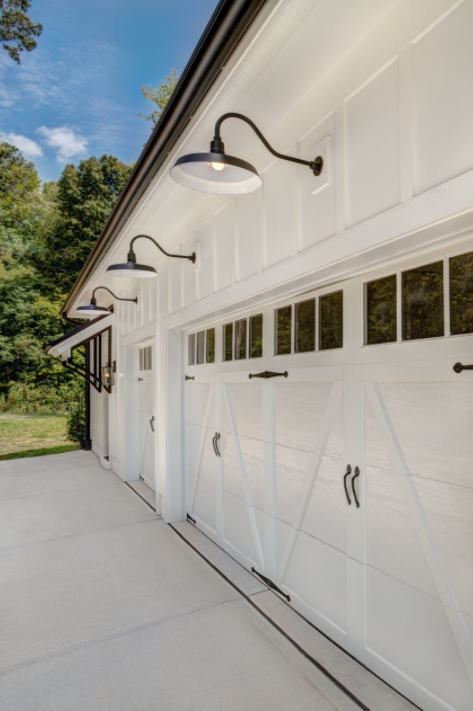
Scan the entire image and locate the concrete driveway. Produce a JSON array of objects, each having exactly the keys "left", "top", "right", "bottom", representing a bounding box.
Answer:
[{"left": 0, "top": 451, "right": 413, "bottom": 710}]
